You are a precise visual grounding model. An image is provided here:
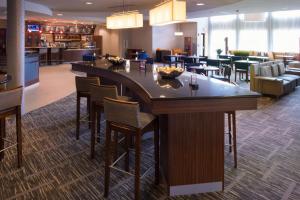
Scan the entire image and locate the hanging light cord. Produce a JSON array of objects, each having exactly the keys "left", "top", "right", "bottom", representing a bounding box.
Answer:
[{"left": 122, "top": 0, "right": 125, "bottom": 13}]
